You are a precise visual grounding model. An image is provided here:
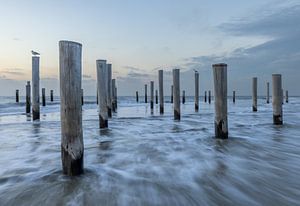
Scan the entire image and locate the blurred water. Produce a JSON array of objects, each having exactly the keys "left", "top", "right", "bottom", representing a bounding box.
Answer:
[{"left": 0, "top": 96, "right": 299, "bottom": 206}]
